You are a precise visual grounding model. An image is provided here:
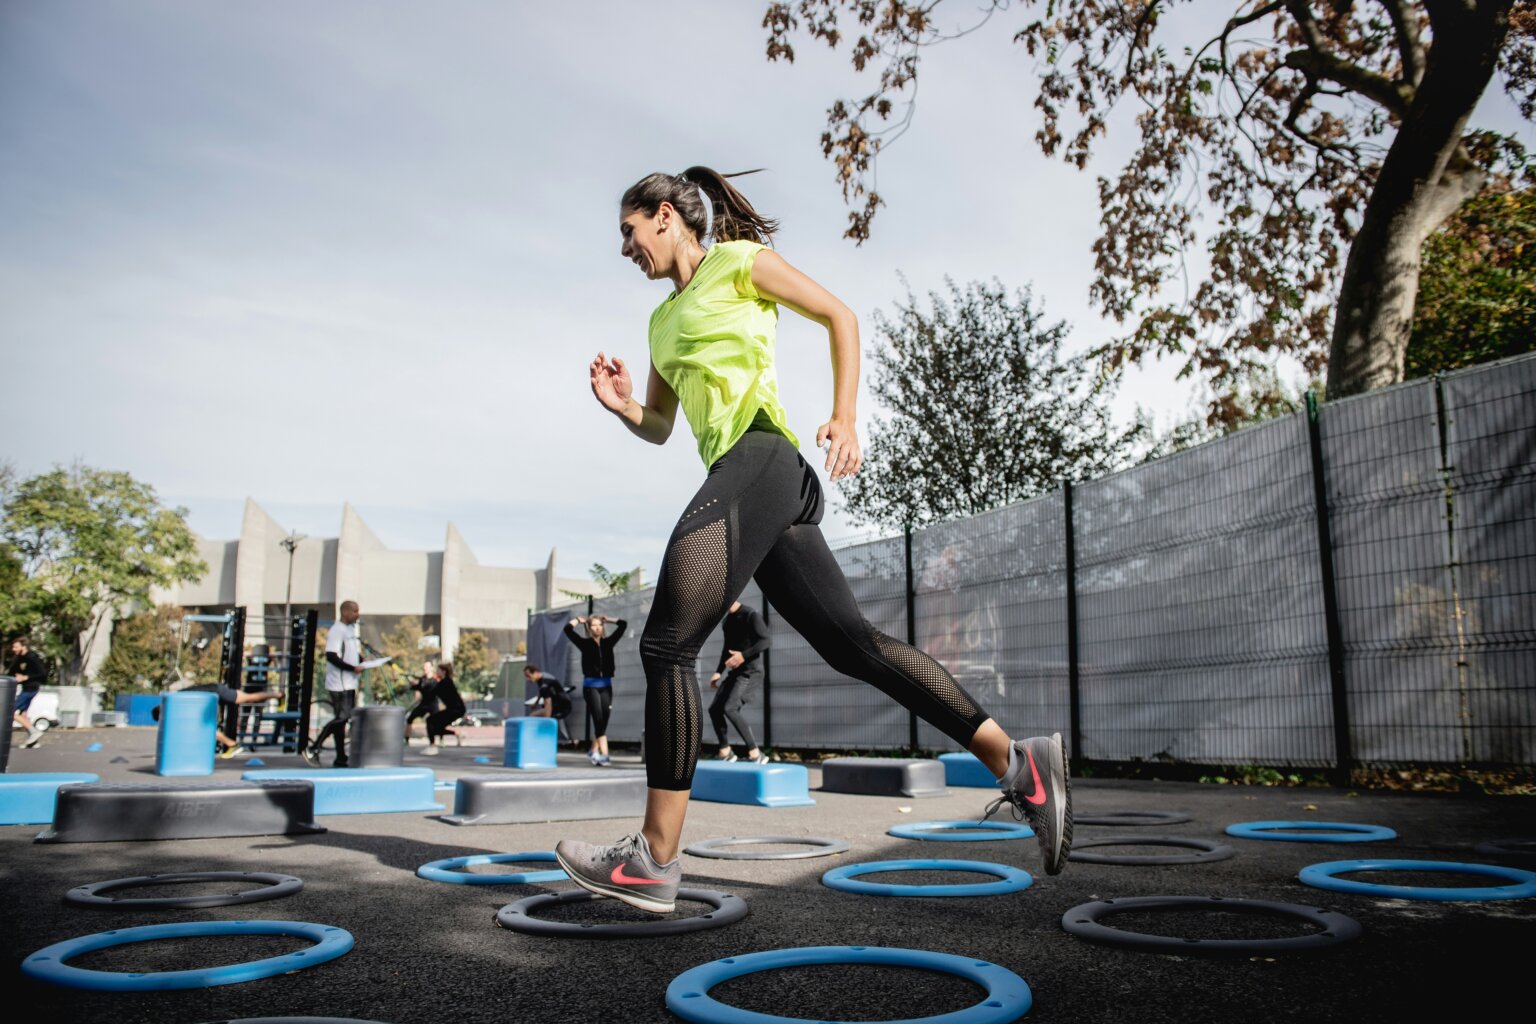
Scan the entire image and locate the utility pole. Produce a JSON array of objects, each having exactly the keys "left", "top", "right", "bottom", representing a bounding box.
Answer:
[{"left": 279, "top": 530, "right": 306, "bottom": 630}]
